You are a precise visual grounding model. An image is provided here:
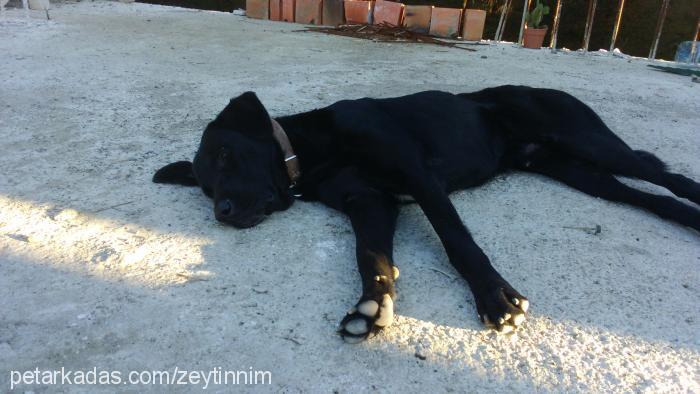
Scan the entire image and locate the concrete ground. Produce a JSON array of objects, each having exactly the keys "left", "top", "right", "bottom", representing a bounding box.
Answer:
[{"left": 1, "top": 1, "right": 699, "bottom": 392}]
